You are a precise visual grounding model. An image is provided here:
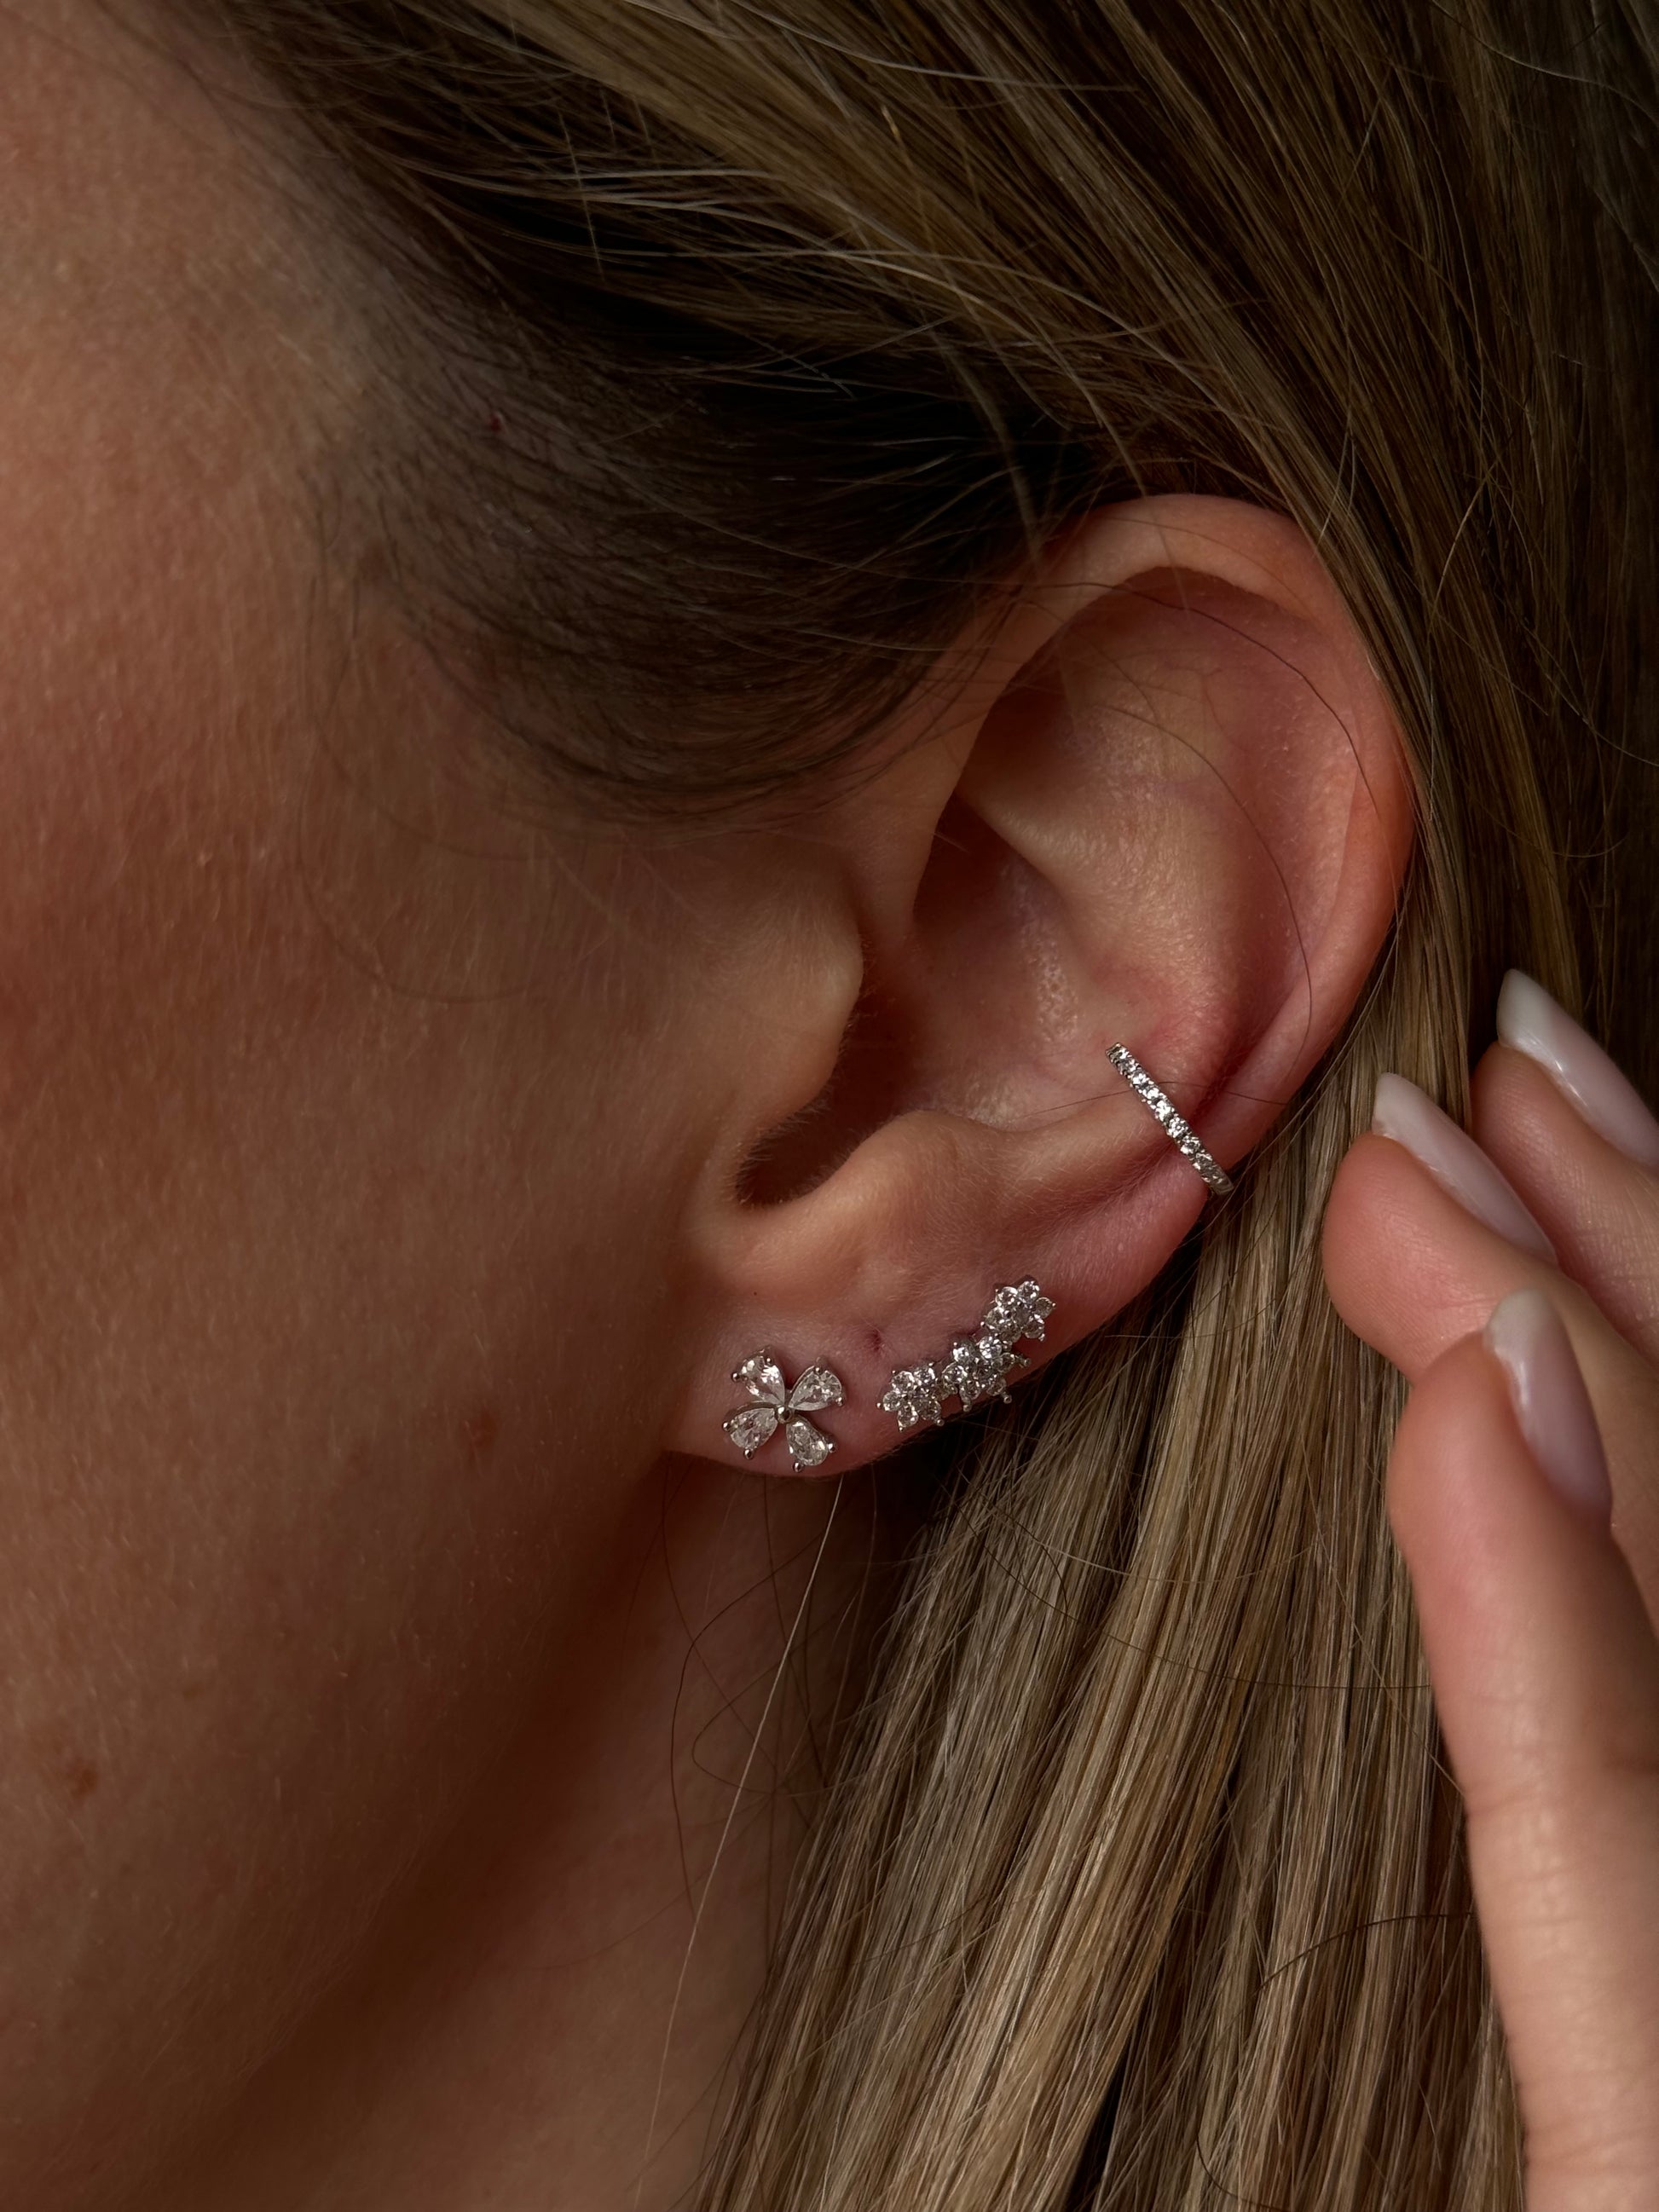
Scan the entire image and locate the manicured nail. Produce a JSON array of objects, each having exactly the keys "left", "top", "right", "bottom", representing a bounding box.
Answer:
[
  {"left": 1373, "top": 1074, "right": 1557, "bottom": 1262},
  {"left": 1485, "top": 1287, "right": 1611, "bottom": 1527},
  {"left": 1496, "top": 970, "right": 1659, "bottom": 1170}
]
